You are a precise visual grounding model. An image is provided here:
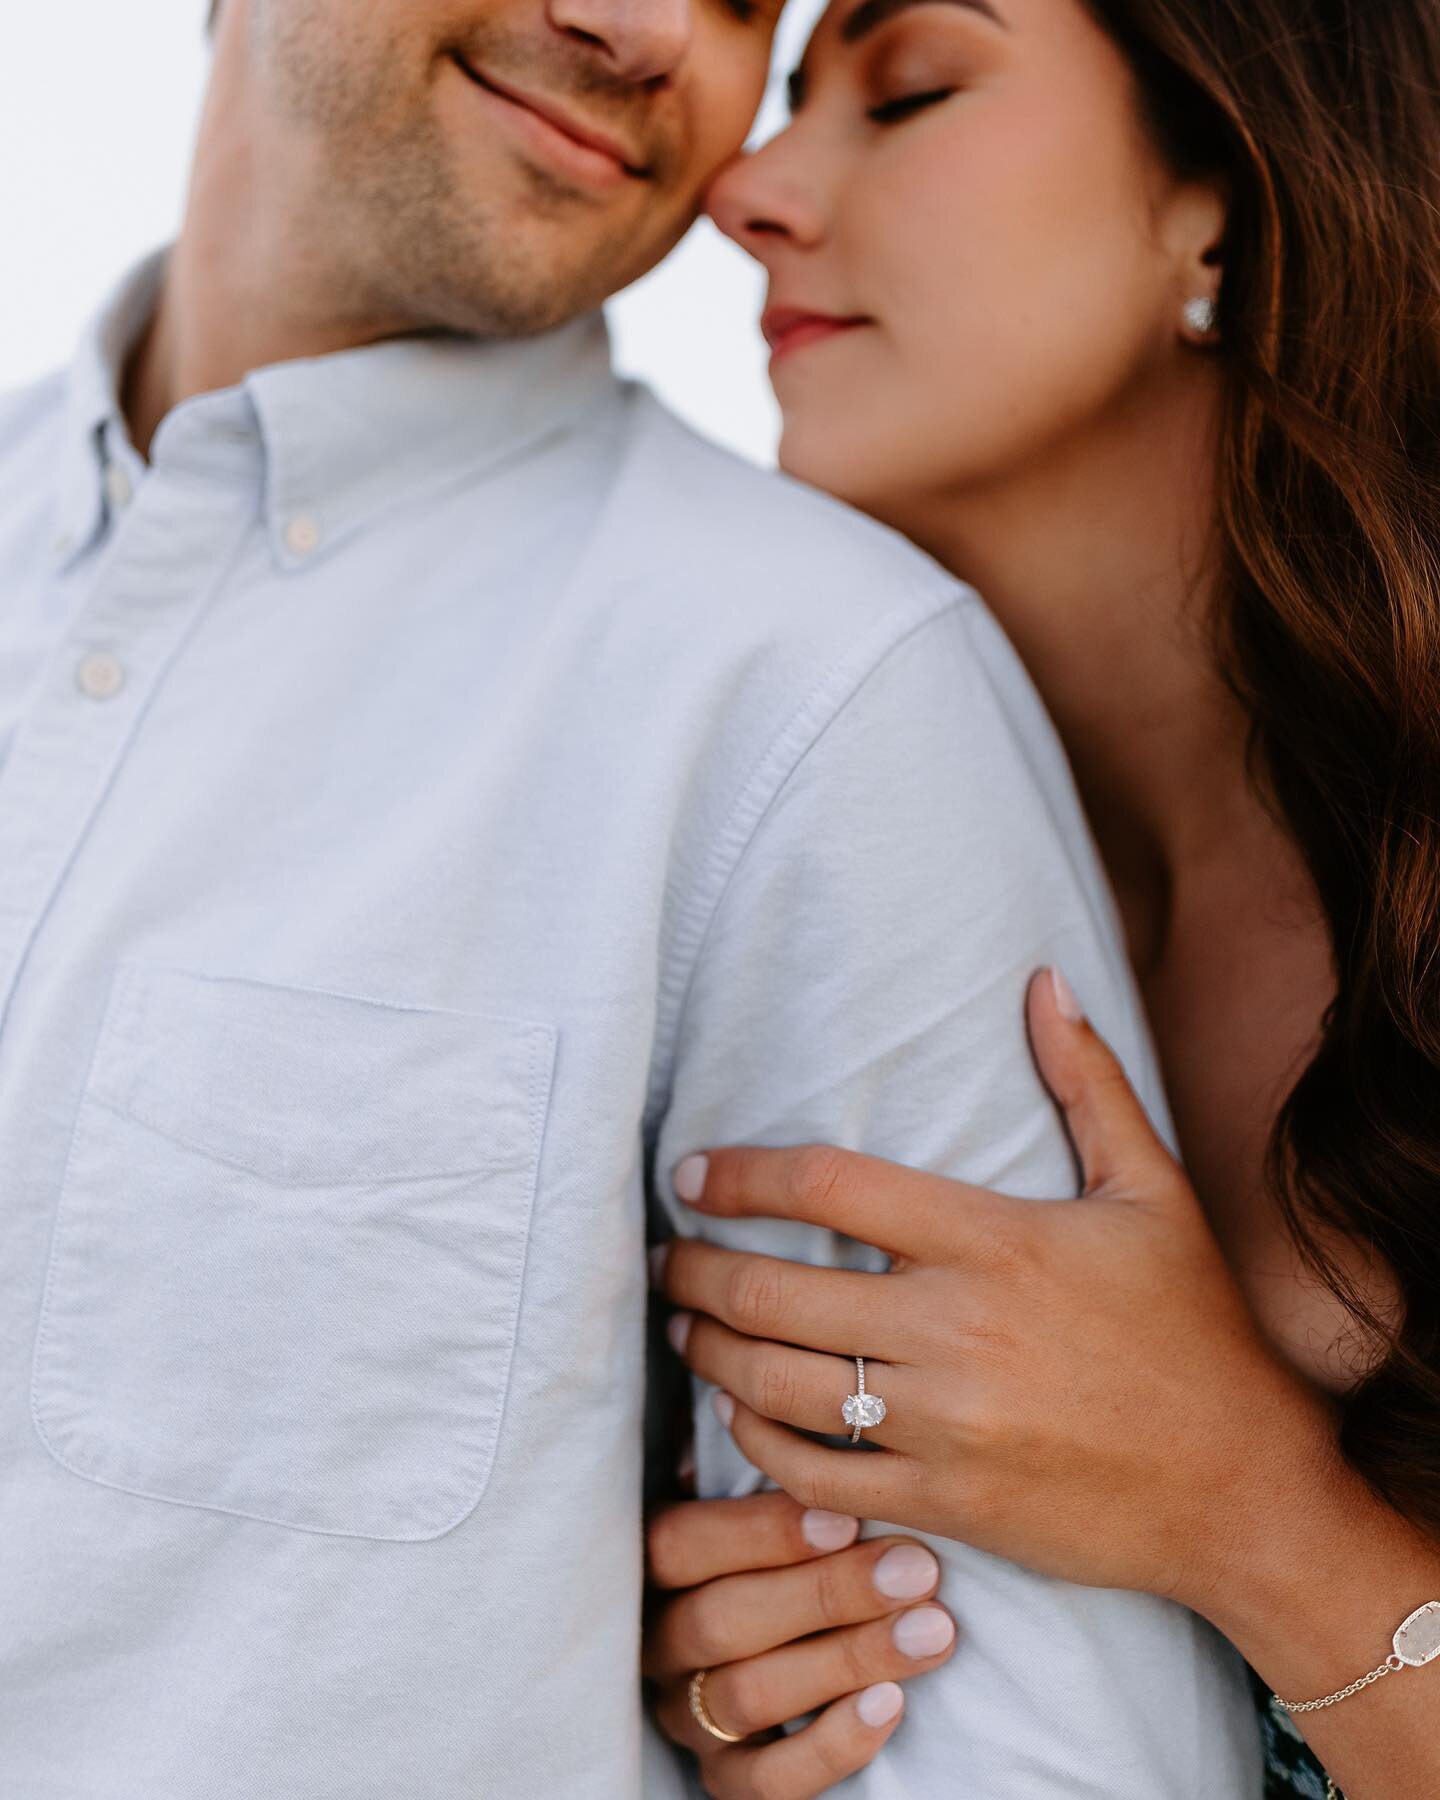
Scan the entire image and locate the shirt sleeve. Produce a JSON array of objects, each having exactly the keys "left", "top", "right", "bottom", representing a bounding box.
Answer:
[{"left": 648, "top": 592, "right": 1263, "bottom": 1798}]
